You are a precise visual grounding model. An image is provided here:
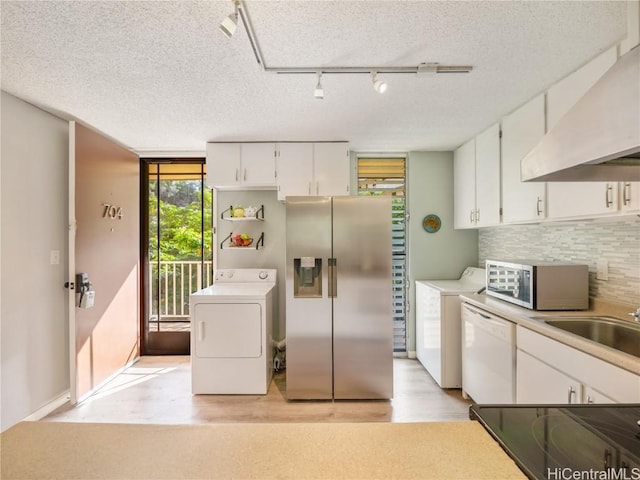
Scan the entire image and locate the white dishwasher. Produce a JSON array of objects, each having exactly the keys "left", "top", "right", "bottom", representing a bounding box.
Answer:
[{"left": 461, "top": 303, "right": 516, "bottom": 404}]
